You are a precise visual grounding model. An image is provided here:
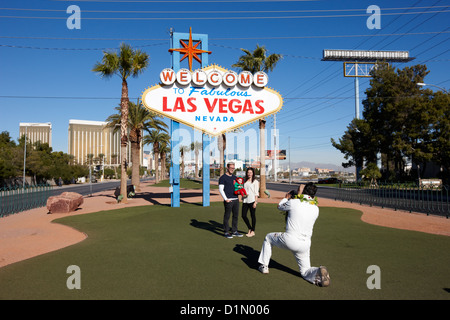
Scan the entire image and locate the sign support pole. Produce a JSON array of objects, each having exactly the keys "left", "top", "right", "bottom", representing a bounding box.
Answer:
[
  {"left": 202, "top": 133, "right": 210, "bottom": 206},
  {"left": 169, "top": 29, "right": 211, "bottom": 207},
  {"left": 170, "top": 120, "right": 180, "bottom": 207},
  {"left": 170, "top": 31, "right": 180, "bottom": 207},
  {"left": 199, "top": 34, "right": 210, "bottom": 207}
]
